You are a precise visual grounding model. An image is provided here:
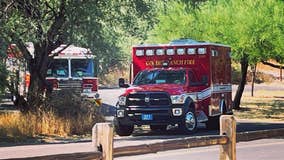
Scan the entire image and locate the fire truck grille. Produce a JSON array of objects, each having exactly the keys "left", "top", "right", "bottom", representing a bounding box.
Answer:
[
  {"left": 126, "top": 92, "right": 170, "bottom": 107},
  {"left": 58, "top": 80, "right": 81, "bottom": 93}
]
